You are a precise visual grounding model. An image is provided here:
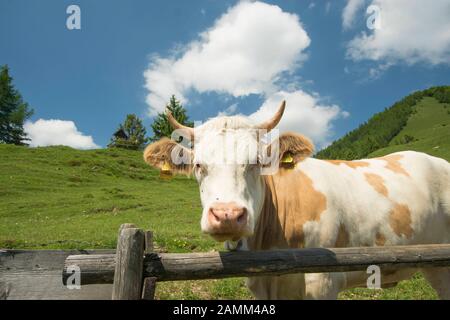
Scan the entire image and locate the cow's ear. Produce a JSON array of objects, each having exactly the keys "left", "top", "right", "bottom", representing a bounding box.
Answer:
[
  {"left": 143, "top": 137, "right": 193, "bottom": 175},
  {"left": 278, "top": 132, "right": 314, "bottom": 167}
]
